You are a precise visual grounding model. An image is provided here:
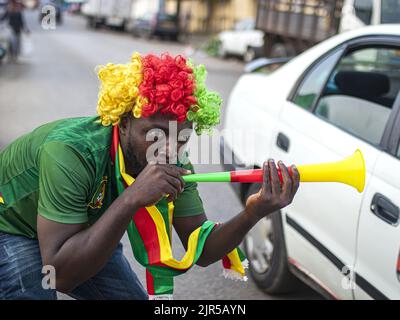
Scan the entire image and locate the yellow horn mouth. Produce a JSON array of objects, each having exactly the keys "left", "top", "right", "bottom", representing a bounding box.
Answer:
[{"left": 297, "top": 149, "right": 366, "bottom": 193}]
